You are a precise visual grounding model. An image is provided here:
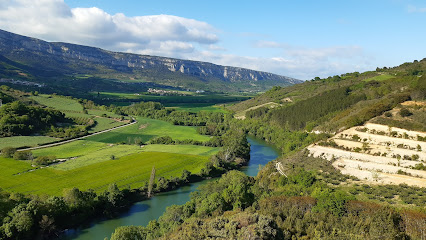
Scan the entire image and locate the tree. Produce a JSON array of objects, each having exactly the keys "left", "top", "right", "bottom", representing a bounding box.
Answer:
[{"left": 148, "top": 166, "right": 156, "bottom": 198}]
